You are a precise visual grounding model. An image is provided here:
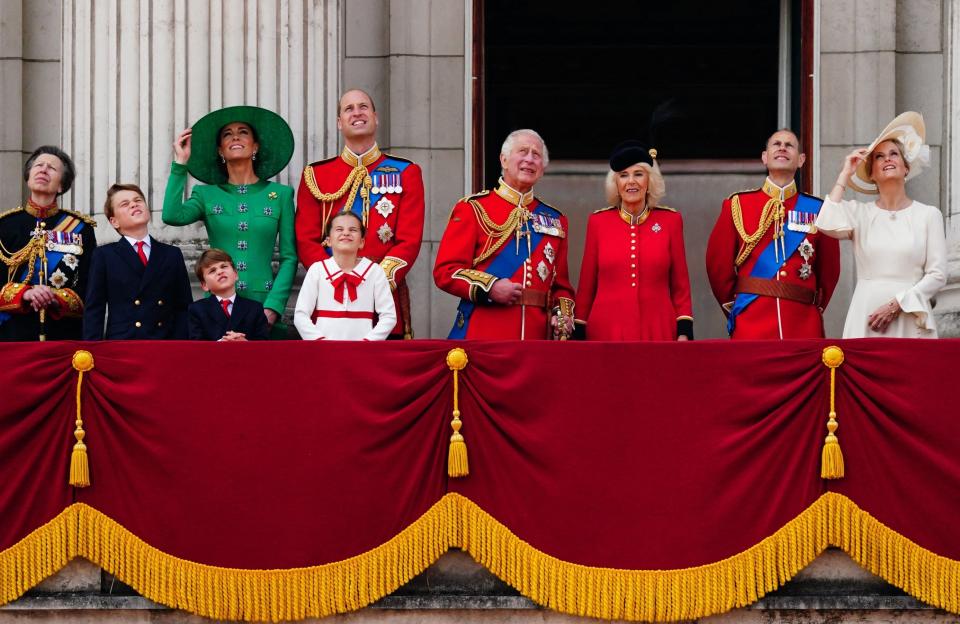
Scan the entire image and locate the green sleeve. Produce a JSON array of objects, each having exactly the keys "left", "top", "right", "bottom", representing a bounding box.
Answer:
[
  {"left": 262, "top": 184, "right": 297, "bottom": 314},
  {"left": 162, "top": 162, "right": 206, "bottom": 226}
]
